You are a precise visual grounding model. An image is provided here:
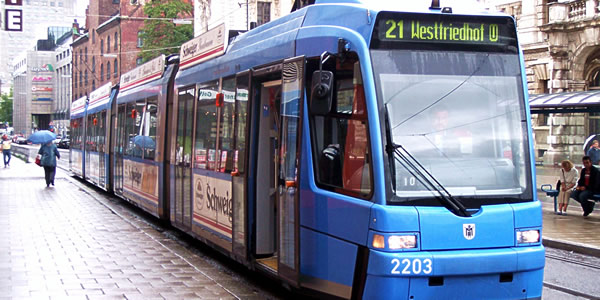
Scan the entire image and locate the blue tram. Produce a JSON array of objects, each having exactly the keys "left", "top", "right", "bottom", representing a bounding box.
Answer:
[{"left": 70, "top": 0, "right": 544, "bottom": 298}]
